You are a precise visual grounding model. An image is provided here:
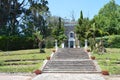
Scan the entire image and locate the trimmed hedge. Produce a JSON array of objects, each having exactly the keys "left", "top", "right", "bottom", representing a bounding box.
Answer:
[{"left": 0, "top": 36, "right": 38, "bottom": 51}]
